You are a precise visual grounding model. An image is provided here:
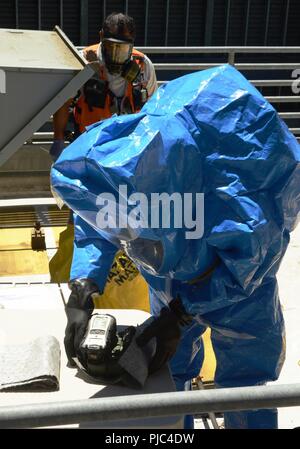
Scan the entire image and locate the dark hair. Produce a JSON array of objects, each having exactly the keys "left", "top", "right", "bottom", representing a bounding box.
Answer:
[{"left": 102, "top": 12, "right": 136, "bottom": 40}]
